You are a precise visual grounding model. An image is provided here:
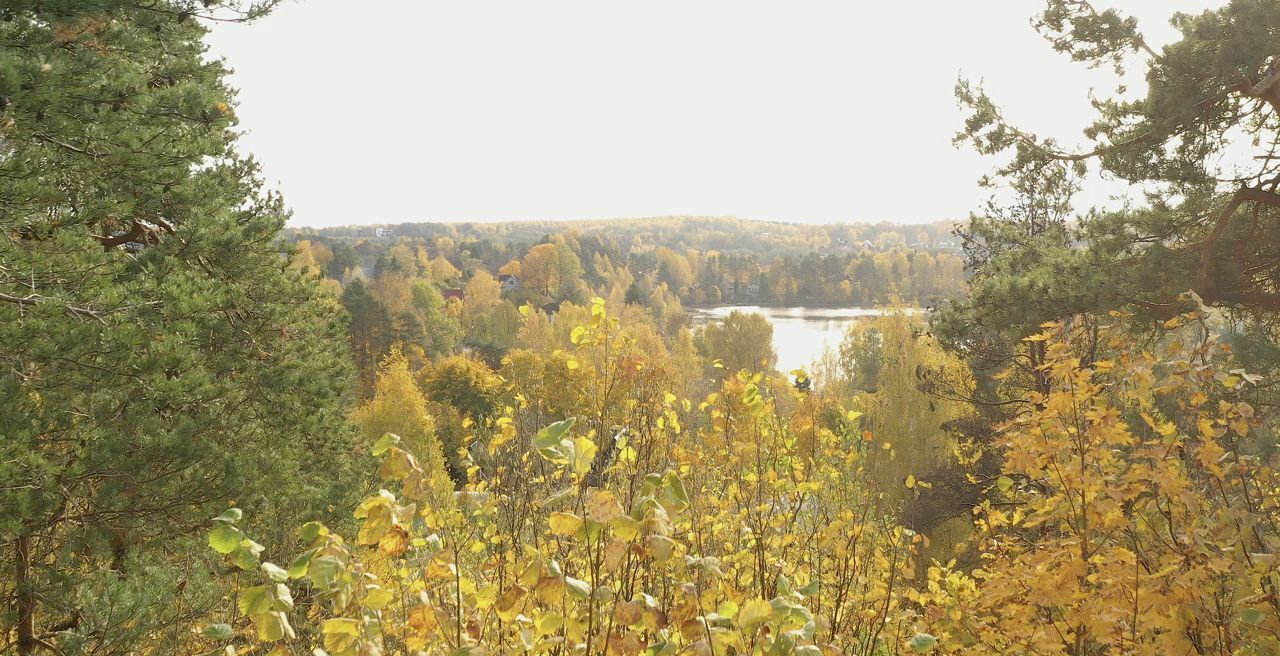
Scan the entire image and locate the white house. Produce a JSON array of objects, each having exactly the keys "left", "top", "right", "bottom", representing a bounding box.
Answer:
[{"left": 498, "top": 274, "right": 521, "bottom": 293}]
